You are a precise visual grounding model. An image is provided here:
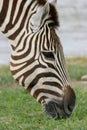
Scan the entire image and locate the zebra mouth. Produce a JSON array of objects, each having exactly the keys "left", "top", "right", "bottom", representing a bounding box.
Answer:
[
  {"left": 42, "top": 100, "right": 59, "bottom": 119},
  {"left": 42, "top": 99, "right": 72, "bottom": 119},
  {"left": 42, "top": 86, "right": 76, "bottom": 119}
]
